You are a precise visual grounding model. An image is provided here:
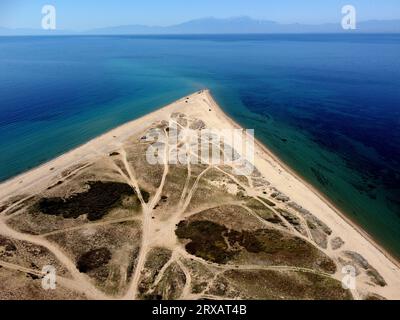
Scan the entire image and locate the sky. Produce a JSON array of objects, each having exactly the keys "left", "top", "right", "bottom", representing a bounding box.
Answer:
[{"left": 1, "top": 0, "right": 400, "bottom": 30}]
